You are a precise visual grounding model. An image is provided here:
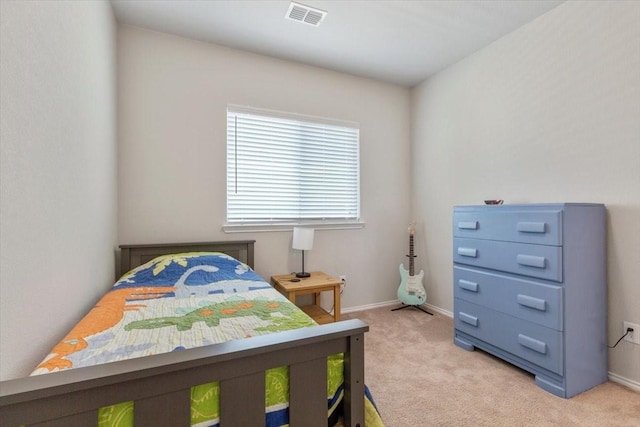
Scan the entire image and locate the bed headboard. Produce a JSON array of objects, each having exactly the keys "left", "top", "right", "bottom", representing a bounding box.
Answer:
[{"left": 119, "top": 240, "right": 256, "bottom": 277}]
